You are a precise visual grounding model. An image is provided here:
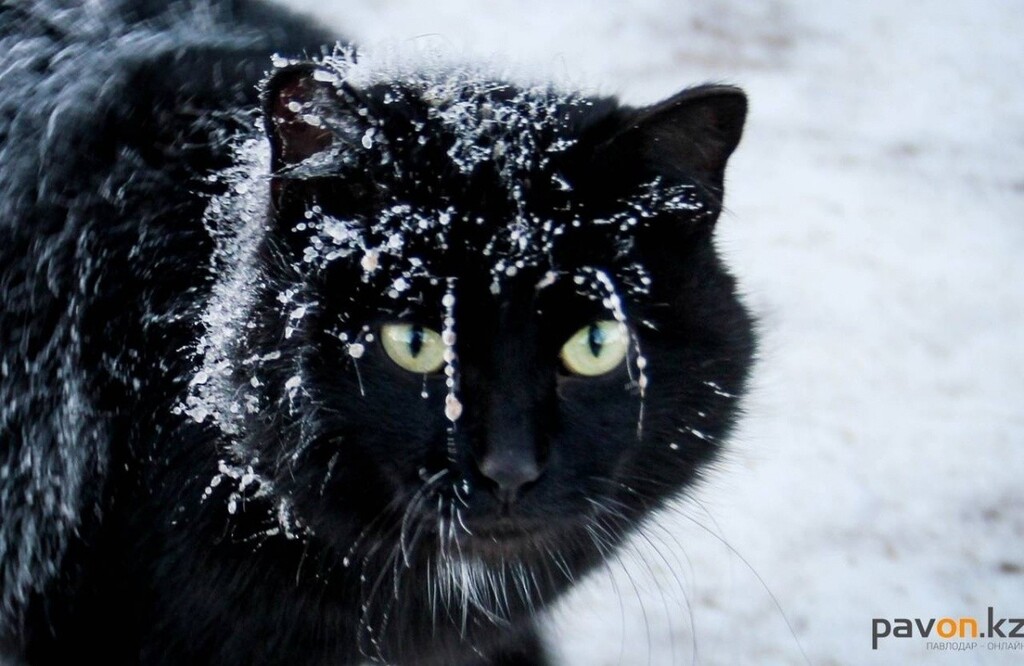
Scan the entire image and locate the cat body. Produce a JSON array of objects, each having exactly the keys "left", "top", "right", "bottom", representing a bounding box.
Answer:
[{"left": 0, "top": 1, "right": 754, "bottom": 664}]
